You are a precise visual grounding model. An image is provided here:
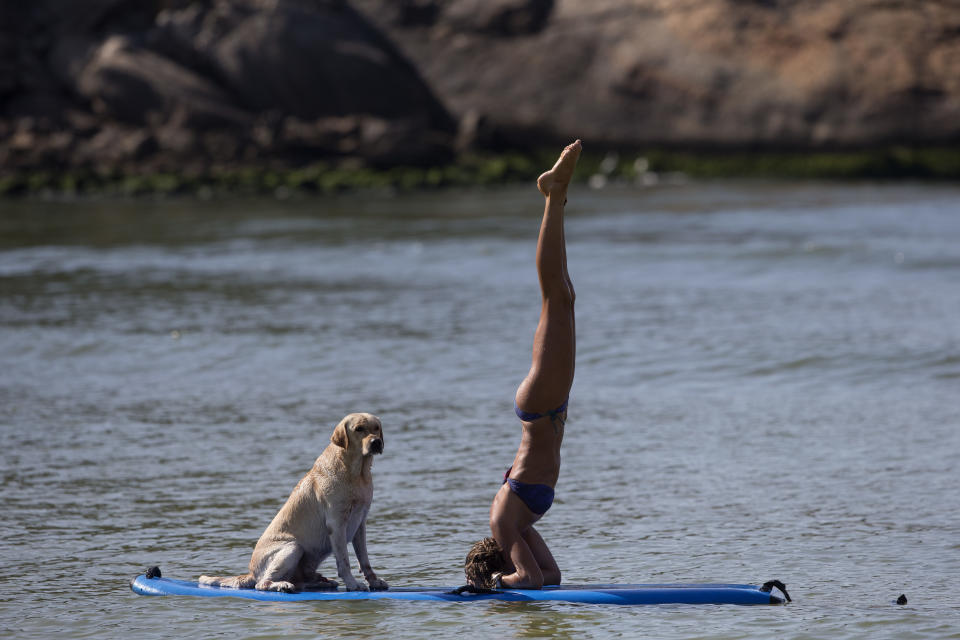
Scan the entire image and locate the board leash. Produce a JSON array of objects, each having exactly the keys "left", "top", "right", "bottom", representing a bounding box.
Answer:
[{"left": 759, "top": 579, "right": 791, "bottom": 603}]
